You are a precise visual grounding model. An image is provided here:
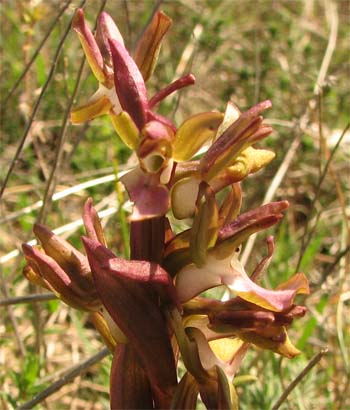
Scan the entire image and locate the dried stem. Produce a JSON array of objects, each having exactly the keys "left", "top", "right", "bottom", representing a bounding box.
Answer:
[
  {"left": 15, "top": 348, "right": 110, "bottom": 410},
  {"left": 271, "top": 349, "right": 328, "bottom": 410},
  {"left": 0, "top": 292, "right": 56, "bottom": 307},
  {"left": 295, "top": 122, "right": 350, "bottom": 272}
]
